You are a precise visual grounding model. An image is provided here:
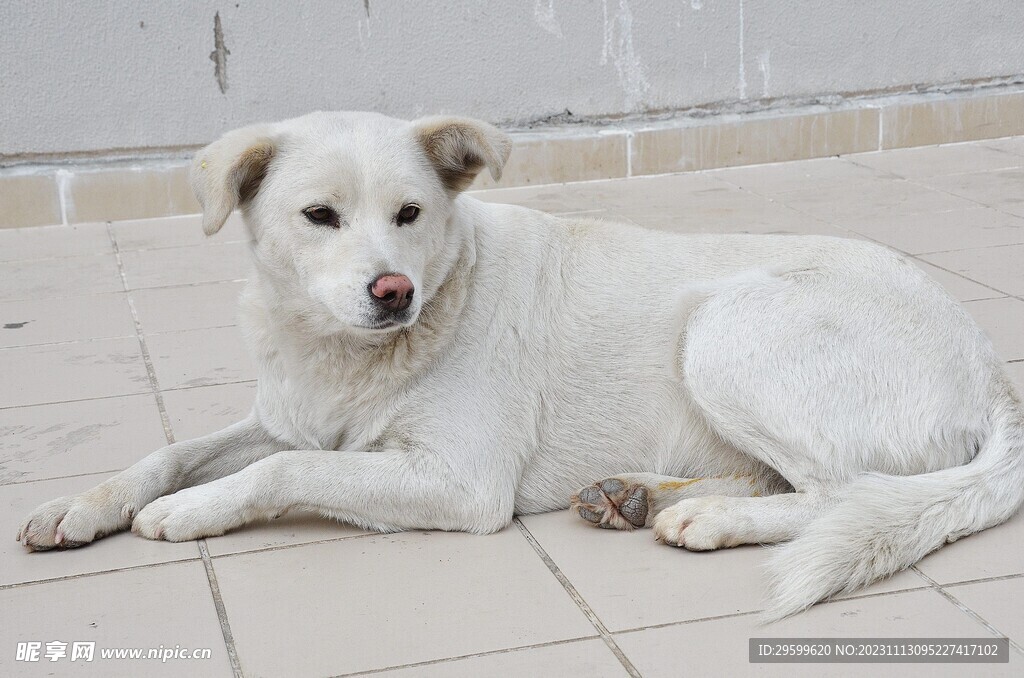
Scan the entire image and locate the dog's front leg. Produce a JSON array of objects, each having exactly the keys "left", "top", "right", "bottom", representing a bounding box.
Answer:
[
  {"left": 133, "top": 447, "right": 512, "bottom": 541},
  {"left": 18, "top": 416, "right": 288, "bottom": 550}
]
